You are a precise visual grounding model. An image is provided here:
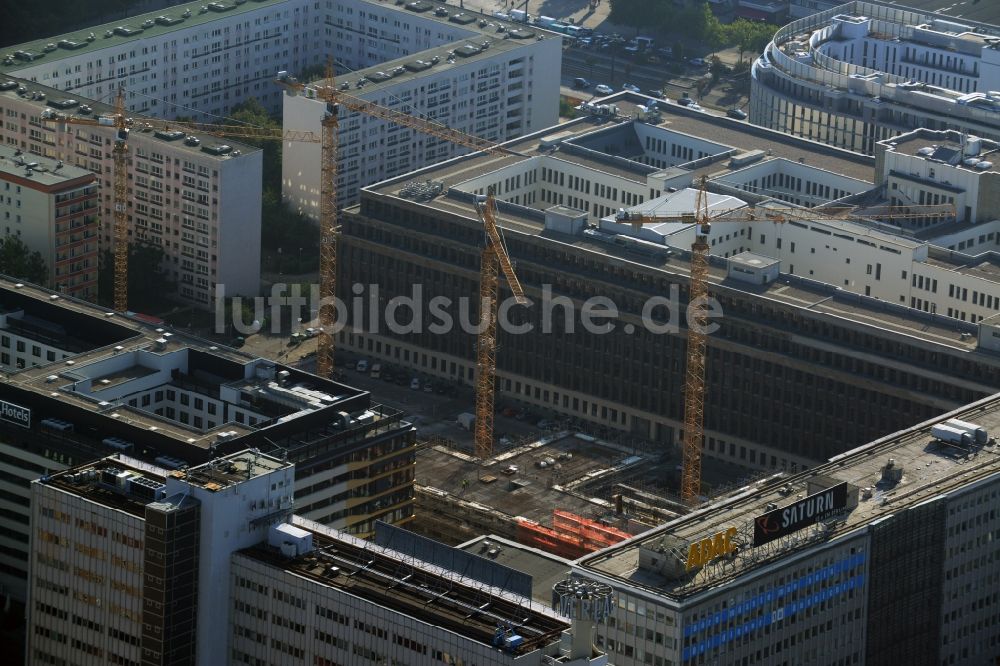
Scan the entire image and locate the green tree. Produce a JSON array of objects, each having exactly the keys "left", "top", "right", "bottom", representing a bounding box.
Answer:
[
  {"left": 724, "top": 19, "right": 776, "bottom": 64},
  {"left": 692, "top": 2, "right": 725, "bottom": 51},
  {"left": 0, "top": 237, "right": 47, "bottom": 285},
  {"left": 297, "top": 63, "right": 327, "bottom": 82},
  {"left": 225, "top": 98, "right": 282, "bottom": 192}
]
